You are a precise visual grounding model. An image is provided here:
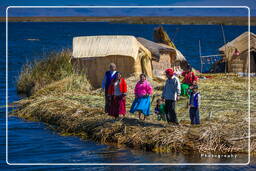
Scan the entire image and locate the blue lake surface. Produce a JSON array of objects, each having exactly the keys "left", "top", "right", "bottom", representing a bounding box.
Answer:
[{"left": 0, "top": 22, "right": 256, "bottom": 170}]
